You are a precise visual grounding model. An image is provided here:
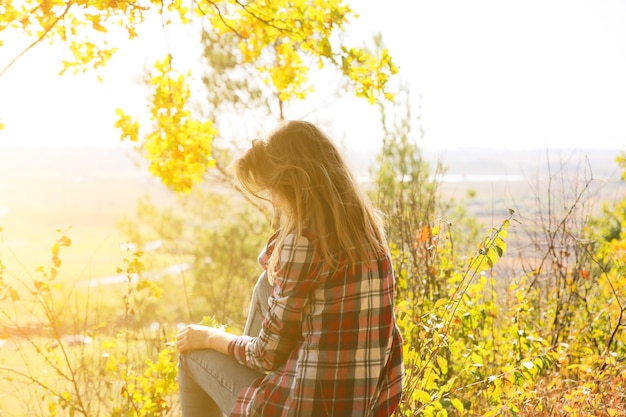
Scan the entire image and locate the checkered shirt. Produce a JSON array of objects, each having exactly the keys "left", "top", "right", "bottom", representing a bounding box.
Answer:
[{"left": 228, "top": 230, "right": 404, "bottom": 417}]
